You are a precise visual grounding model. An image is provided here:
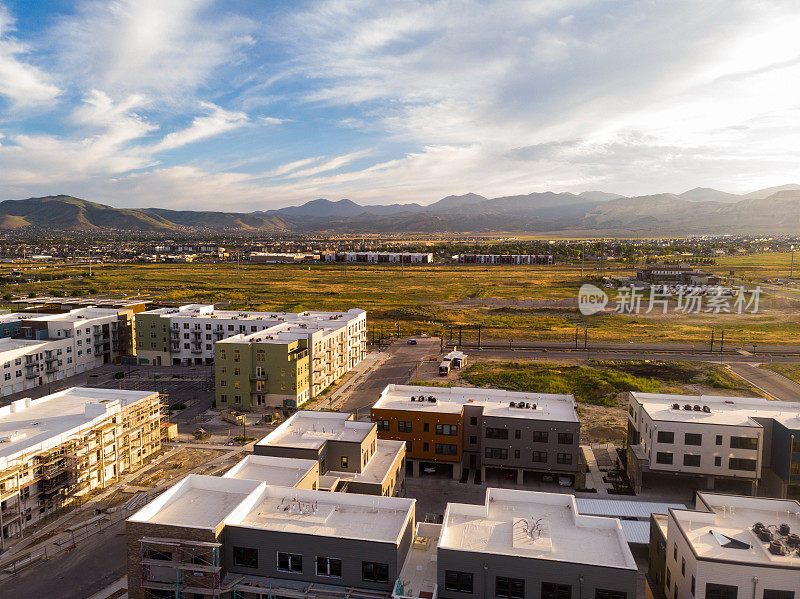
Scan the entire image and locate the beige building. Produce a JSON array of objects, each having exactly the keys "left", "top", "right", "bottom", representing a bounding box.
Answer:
[{"left": 0, "top": 387, "right": 162, "bottom": 548}]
